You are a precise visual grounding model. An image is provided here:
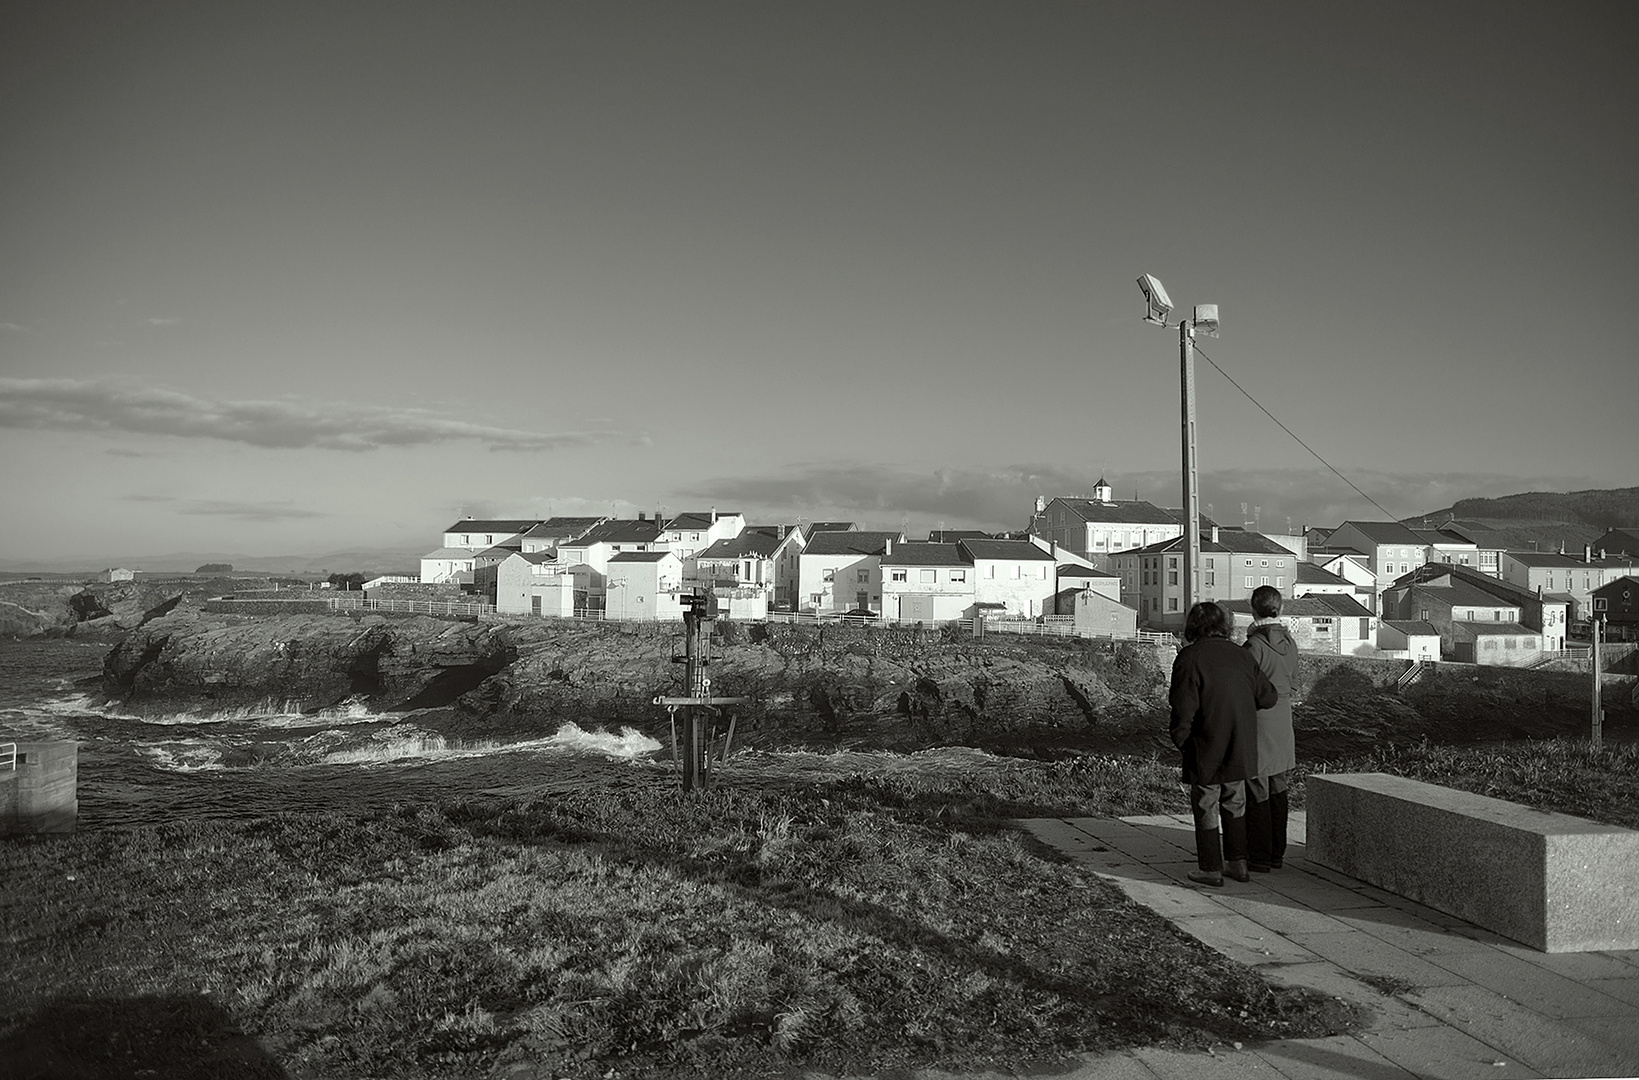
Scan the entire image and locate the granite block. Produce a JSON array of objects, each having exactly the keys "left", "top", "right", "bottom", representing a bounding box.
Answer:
[{"left": 1306, "top": 773, "right": 1639, "bottom": 953}]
